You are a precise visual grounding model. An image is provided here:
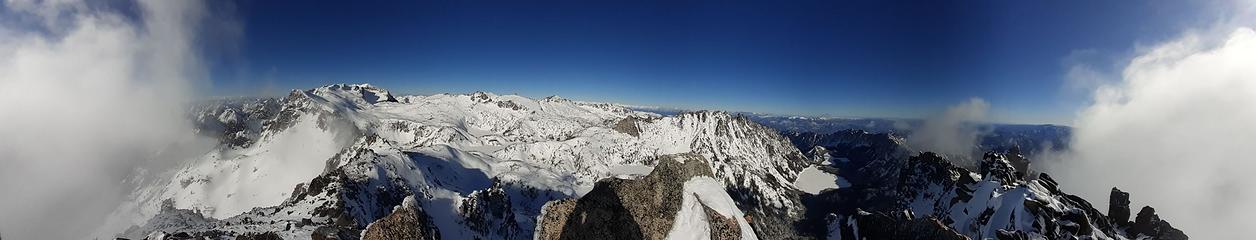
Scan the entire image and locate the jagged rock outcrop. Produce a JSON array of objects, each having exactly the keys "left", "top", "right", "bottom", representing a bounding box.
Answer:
[
  {"left": 114, "top": 86, "right": 812, "bottom": 239},
  {"left": 801, "top": 145, "right": 1188, "bottom": 239},
  {"left": 191, "top": 98, "right": 283, "bottom": 148},
  {"left": 313, "top": 83, "right": 399, "bottom": 105},
  {"left": 611, "top": 116, "right": 650, "bottom": 137},
  {"left": 636, "top": 111, "right": 810, "bottom": 239},
  {"left": 536, "top": 154, "right": 746, "bottom": 240},
  {"left": 826, "top": 210, "right": 968, "bottom": 240},
  {"left": 459, "top": 179, "right": 524, "bottom": 239},
  {"left": 1109, "top": 188, "right": 1132, "bottom": 226},
  {"left": 980, "top": 151, "right": 1021, "bottom": 185},
  {"left": 806, "top": 145, "right": 833, "bottom": 164},
  {"left": 362, "top": 197, "right": 440, "bottom": 240},
  {"left": 701, "top": 202, "right": 743, "bottom": 240},
  {"left": 102, "top": 84, "right": 1189, "bottom": 240},
  {"left": 1003, "top": 146, "right": 1031, "bottom": 179},
  {"left": 787, "top": 130, "right": 909, "bottom": 186},
  {"left": 787, "top": 128, "right": 1188, "bottom": 240},
  {"left": 1128, "top": 206, "right": 1188, "bottom": 240},
  {"left": 236, "top": 232, "right": 283, "bottom": 240}
]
